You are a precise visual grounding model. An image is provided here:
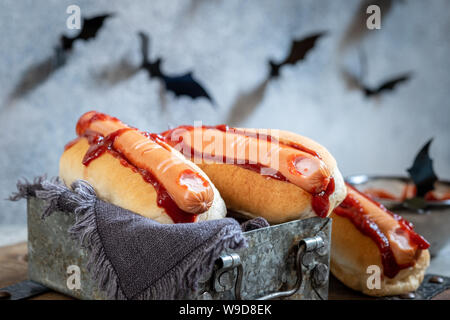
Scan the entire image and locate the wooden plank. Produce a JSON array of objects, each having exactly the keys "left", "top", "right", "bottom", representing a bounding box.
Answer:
[
  {"left": 0, "top": 242, "right": 70, "bottom": 300},
  {"left": 0, "top": 242, "right": 28, "bottom": 288}
]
